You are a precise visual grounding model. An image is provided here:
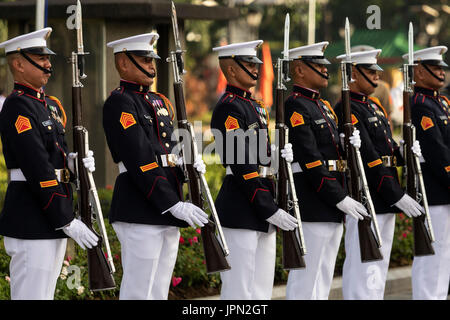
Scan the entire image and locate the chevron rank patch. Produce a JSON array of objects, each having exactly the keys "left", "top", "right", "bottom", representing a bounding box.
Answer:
[
  {"left": 420, "top": 116, "right": 434, "bottom": 131},
  {"left": 140, "top": 162, "right": 159, "bottom": 172},
  {"left": 351, "top": 114, "right": 358, "bottom": 125},
  {"left": 120, "top": 112, "right": 136, "bottom": 130},
  {"left": 15, "top": 115, "right": 32, "bottom": 134},
  {"left": 290, "top": 112, "right": 304, "bottom": 127},
  {"left": 40, "top": 179, "right": 58, "bottom": 188},
  {"left": 225, "top": 115, "right": 240, "bottom": 131}
]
